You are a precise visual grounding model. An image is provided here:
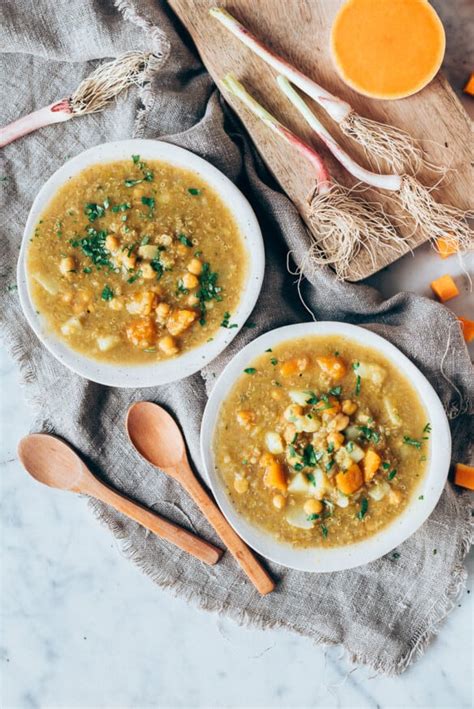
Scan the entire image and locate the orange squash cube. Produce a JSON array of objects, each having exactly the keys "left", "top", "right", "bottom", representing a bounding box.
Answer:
[
  {"left": 430, "top": 274, "right": 459, "bottom": 302},
  {"left": 363, "top": 449, "right": 381, "bottom": 482},
  {"left": 458, "top": 317, "right": 474, "bottom": 343},
  {"left": 435, "top": 236, "right": 458, "bottom": 259},
  {"left": 262, "top": 456, "right": 287, "bottom": 493},
  {"left": 463, "top": 72, "right": 474, "bottom": 96},
  {"left": 316, "top": 355, "right": 347, "bottom": 381},
  {"left": 454, "top": 463, "right": 474, "bottom": 490},
  {"left": 336, "top": 463, "right": 363, "bottom": 495}
]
